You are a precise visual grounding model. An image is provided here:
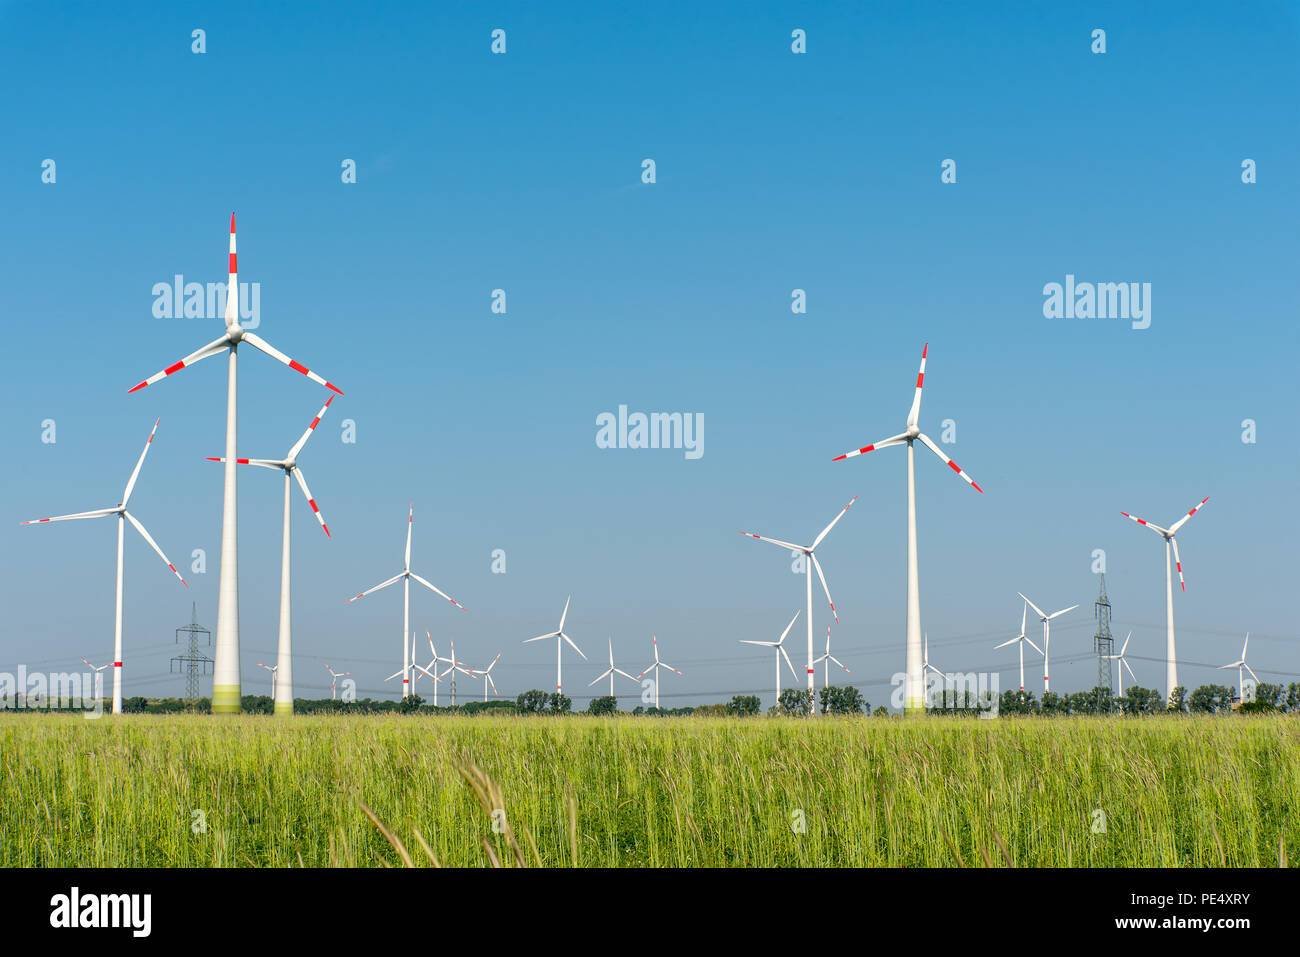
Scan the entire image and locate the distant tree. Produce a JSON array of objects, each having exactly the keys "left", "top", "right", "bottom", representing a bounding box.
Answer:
[
  {"left": 516, "top": 690, "right": 549, "bottom": 714},
  {"left": 1039, "top": 691, "right": 1064, "bottom": 715},
  {"left": 1167, "top": 686, "right": 1188, "bottom": 713},
  {"left": 778, "top": 688, "right": 813, "bottom": 716},
  {"left": 632, "top": 705, "right": 645, "bottom": 716},
  {"left": 397, "top": 694, "right": 425, "bottom": 713},
  {"left": 819, "top": 685, "right": 865, "bottom": 715},
  {"left": 547, "top": 692, "right": 572, "bottom": 713},
  {"left": 589, "top": 695, "right": 617, "bottom": 716},
  {"left": 1286, "top": 683, "right": 1300, "bottom": 713},
  {"left": 726, "top": 695, "right": 761, "bottom": 716},
  {"left": 872, "top": 705, "right": 889, "bottom": 717},
  {"left": 1189, "top": 684, "right": 1234, "bottom": 714},
  {"left": 1240, "top": 683, "right": 1283, "bottom": 713}
]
